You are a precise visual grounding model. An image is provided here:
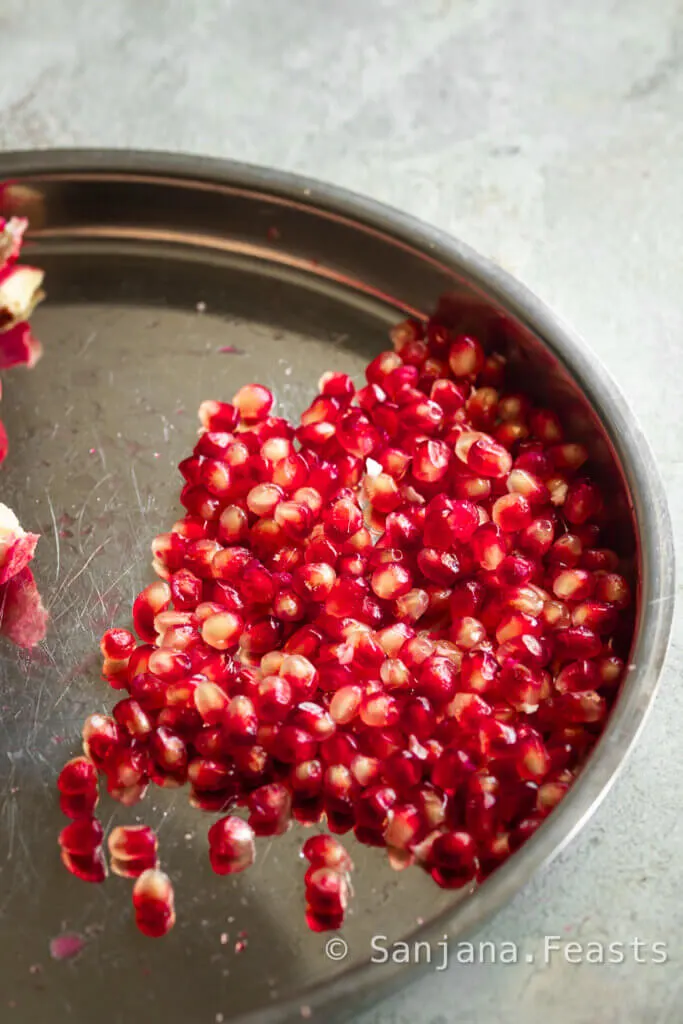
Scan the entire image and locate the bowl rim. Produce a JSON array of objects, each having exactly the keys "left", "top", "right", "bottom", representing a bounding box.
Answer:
[{"left": 1, "top": 148, "right": 675, "bottom": 1022}]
